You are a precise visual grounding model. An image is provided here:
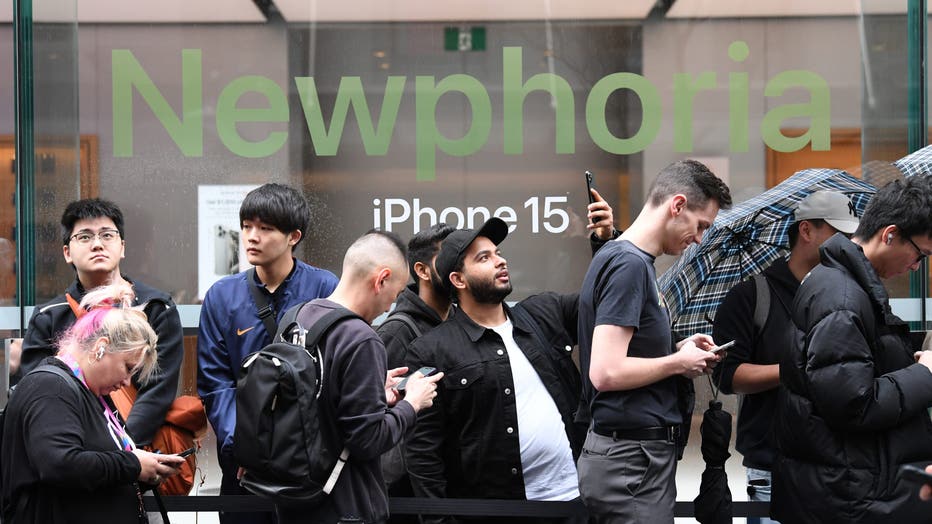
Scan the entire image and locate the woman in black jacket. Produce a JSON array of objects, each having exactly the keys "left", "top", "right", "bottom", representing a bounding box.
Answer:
[
  {"left": 774, "top": 175, "right": 932, "bottom": 523},
  {"left": 0, "top": 284, "right": 184, "bottom": 524}
]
